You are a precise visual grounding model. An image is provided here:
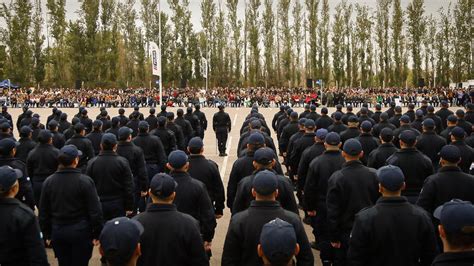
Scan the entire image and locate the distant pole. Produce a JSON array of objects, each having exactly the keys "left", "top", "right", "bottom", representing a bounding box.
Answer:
[{"left": 158, "top": 0, "right": 163, "bottom": 106}]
